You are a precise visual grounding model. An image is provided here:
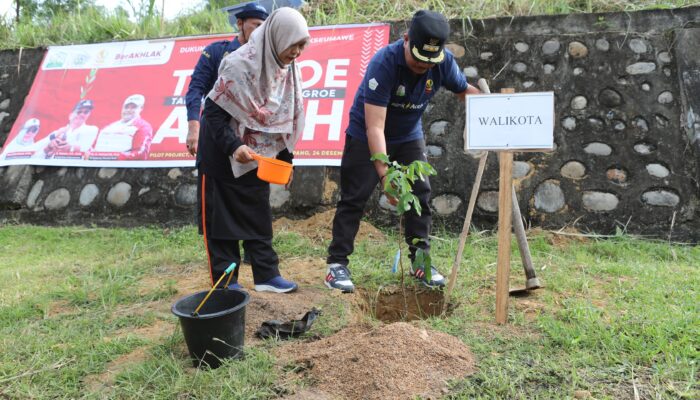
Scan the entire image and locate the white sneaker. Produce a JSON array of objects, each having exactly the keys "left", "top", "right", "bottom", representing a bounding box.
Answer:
[{"left": 324, "top": 264, "right": 355, "bottom": 293}]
